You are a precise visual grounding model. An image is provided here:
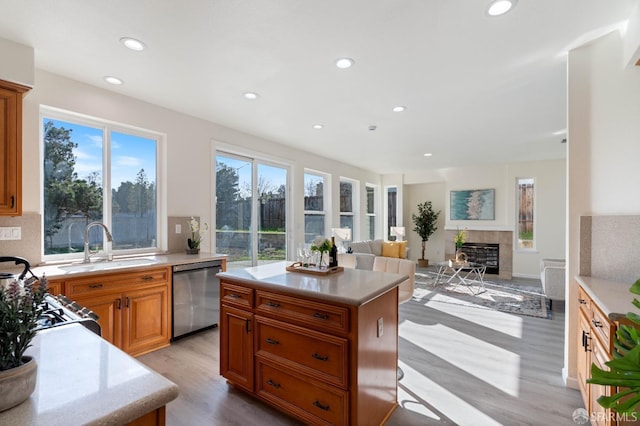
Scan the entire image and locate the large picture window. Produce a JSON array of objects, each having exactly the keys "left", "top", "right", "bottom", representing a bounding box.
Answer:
[
  {"left": 304, "top": 171, "right": 327, "bottom": 243},
  {"left": 41, "top": 108, "right": 163, "bottom": 259},
  {"left": 517, "top": 178, "right": 535, "bottom": 249},
  {"left": 365, "top": 184, "right": 376, "bottom": 240},
  {"left": 340, "top": 178, "right": 358, "bottom": 236}
]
